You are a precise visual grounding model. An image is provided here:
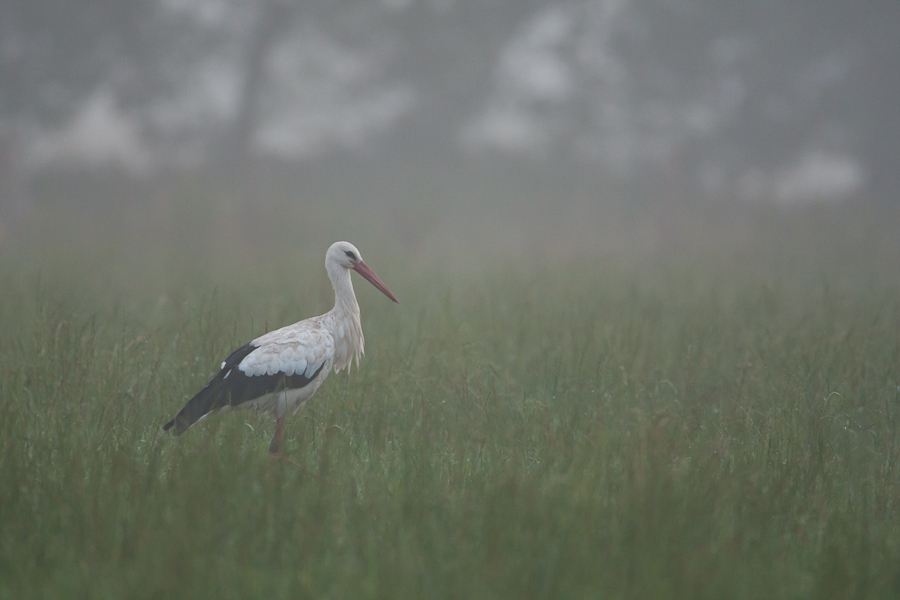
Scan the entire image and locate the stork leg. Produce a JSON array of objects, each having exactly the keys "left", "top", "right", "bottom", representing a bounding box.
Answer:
[
  {"left": 267, "top": 418, "right": 313, "bottom": 473},
  {"left": 269, "top": 417, "right": 284, "bottom": 456}
]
